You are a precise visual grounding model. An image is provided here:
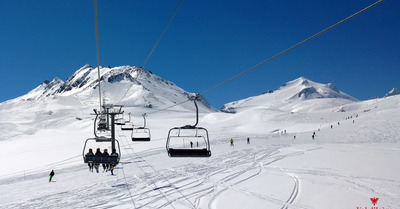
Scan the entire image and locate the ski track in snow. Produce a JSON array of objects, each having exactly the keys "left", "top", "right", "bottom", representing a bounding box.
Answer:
[{"left": 1, "top": 112, "right": 400, "bottom": 208}]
